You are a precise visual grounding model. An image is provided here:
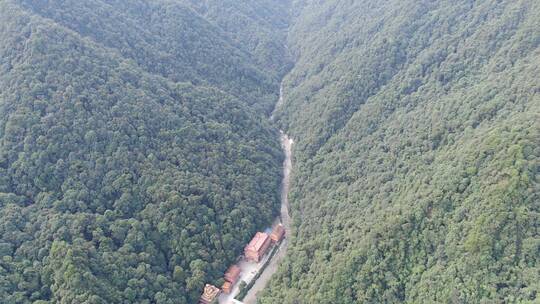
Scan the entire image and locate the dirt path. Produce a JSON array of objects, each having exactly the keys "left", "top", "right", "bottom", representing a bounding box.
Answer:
[{"left": 242, "top": 132, "right": 293, "bottom": 304}]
